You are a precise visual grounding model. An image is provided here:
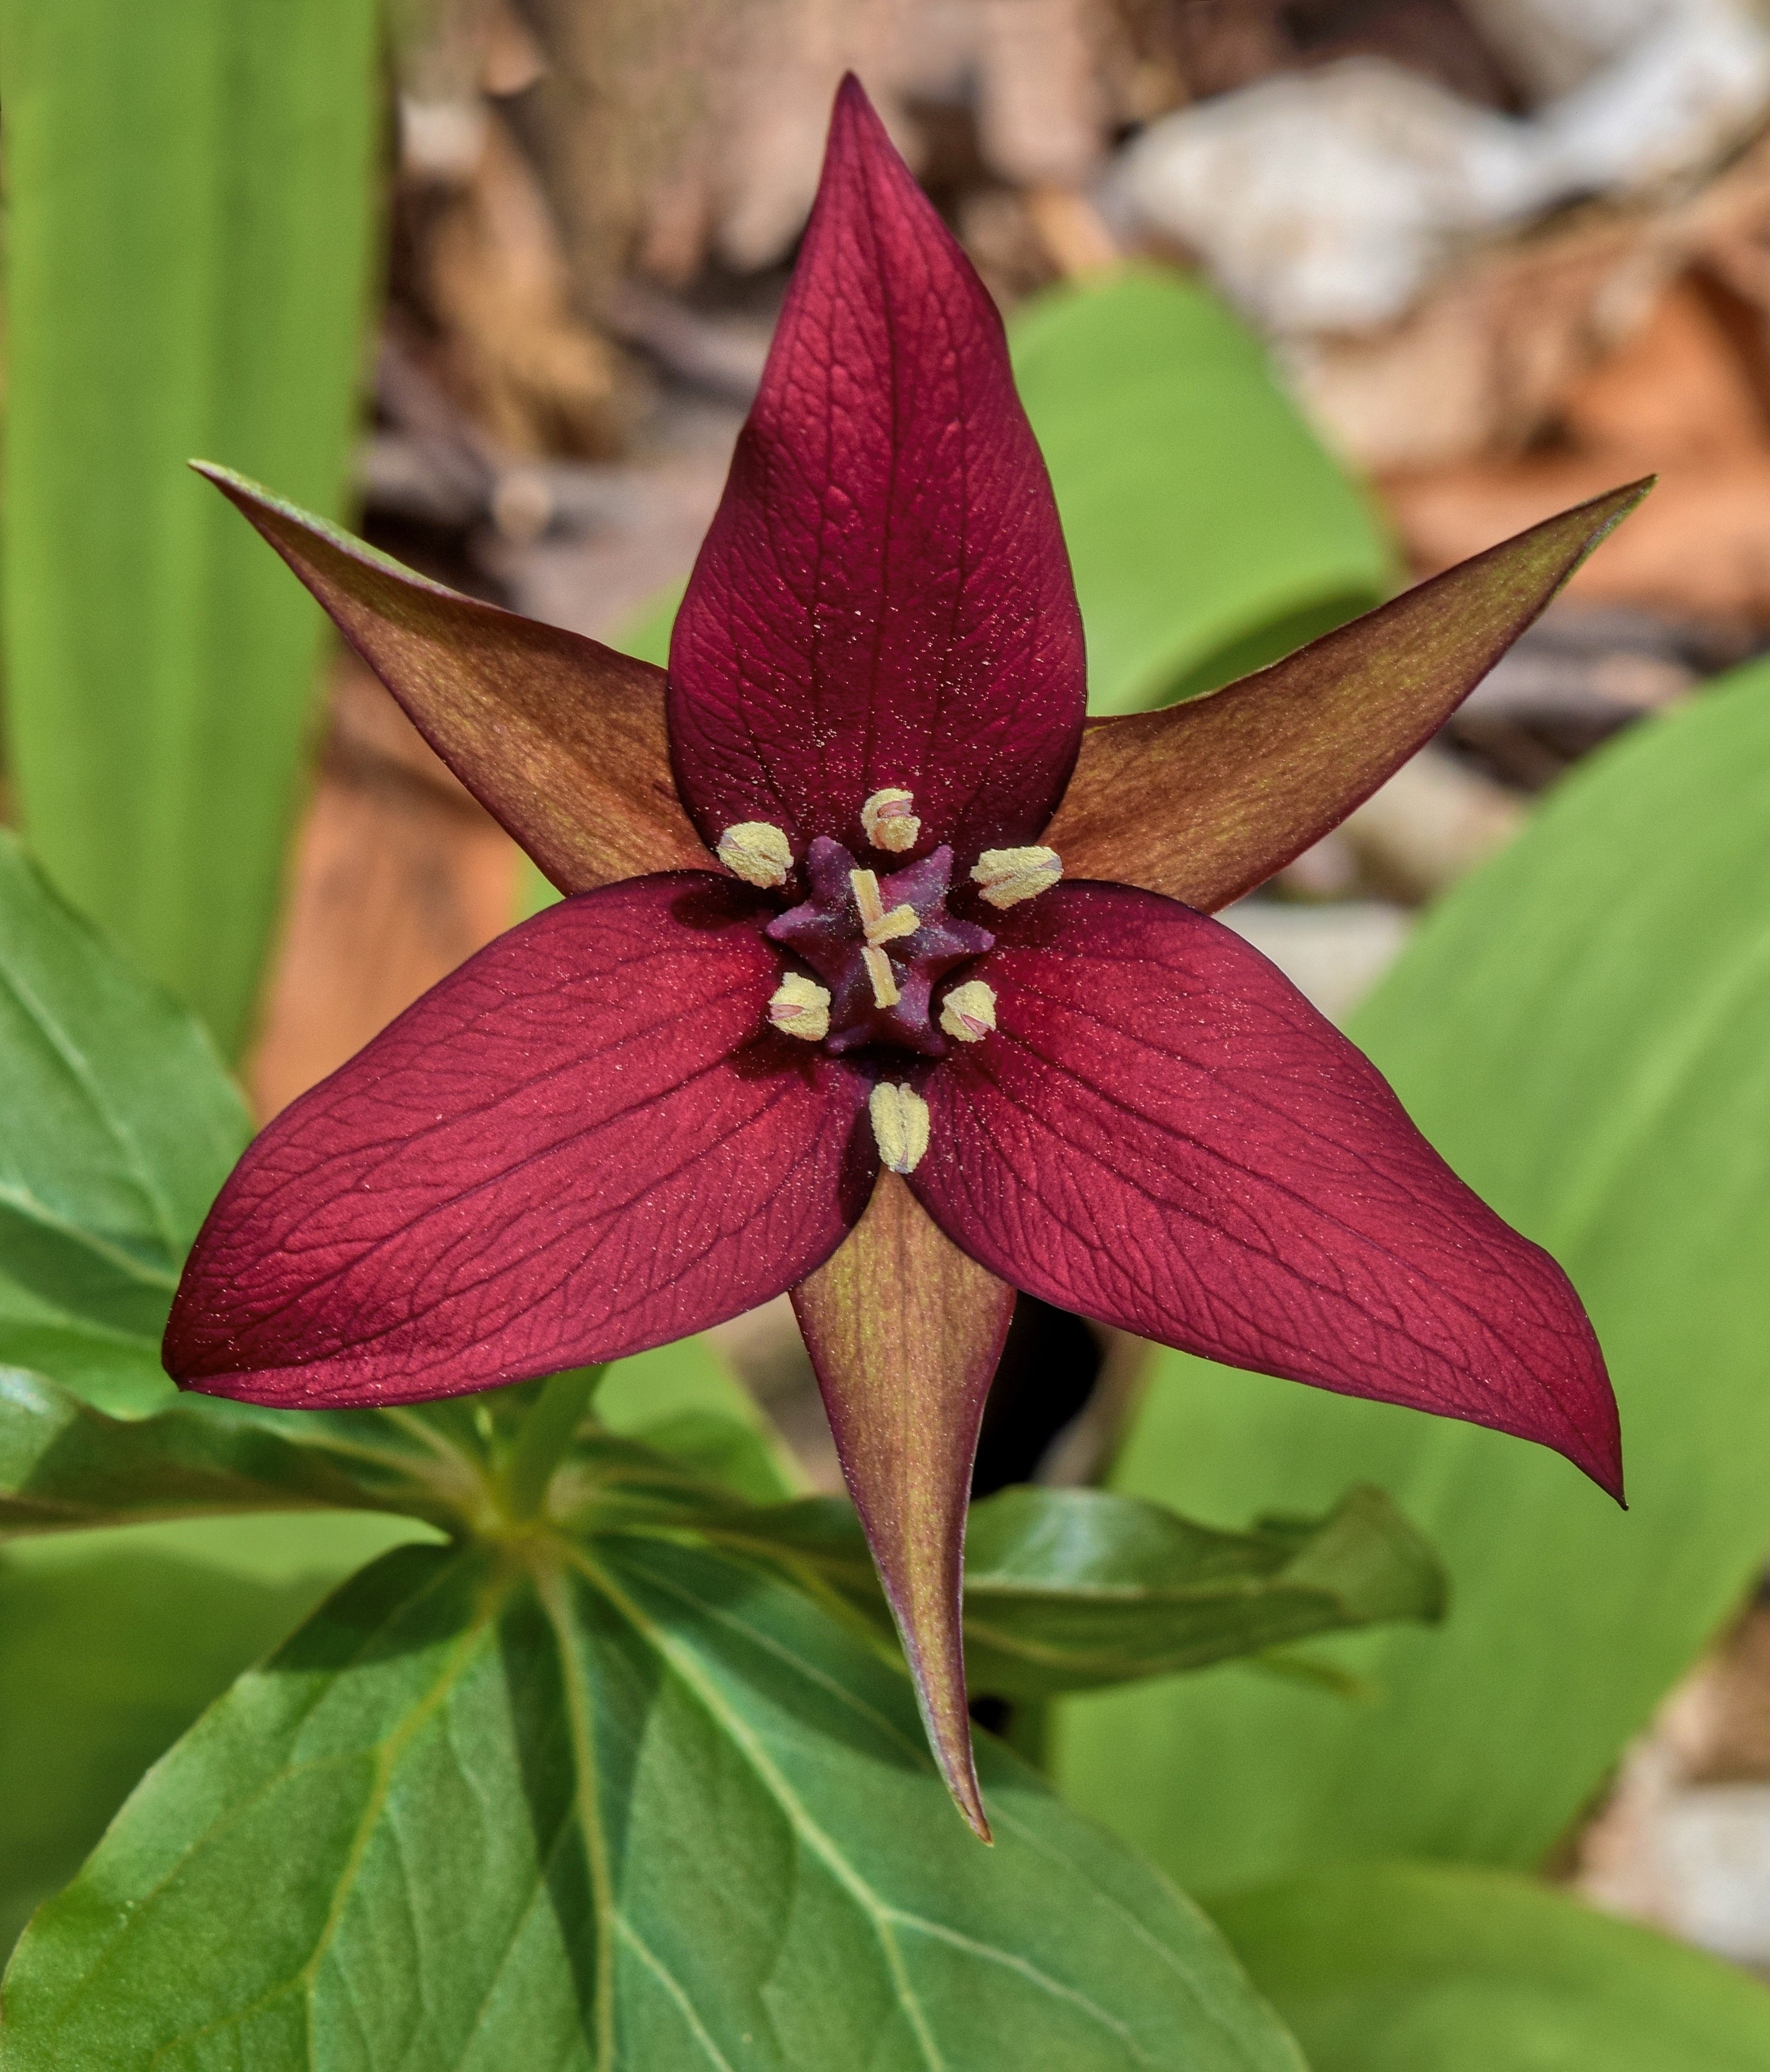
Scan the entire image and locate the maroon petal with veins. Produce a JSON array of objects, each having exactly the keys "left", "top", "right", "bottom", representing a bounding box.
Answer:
[
  {"left": 667, "top": 75, "right": 1086, "bottom": 865},
  {"left": 909, "top": 883, "right": 1622, "bottom": 1498},
  {"left": 165, "top": 876, "right": 874, "bottom": 1407}
]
